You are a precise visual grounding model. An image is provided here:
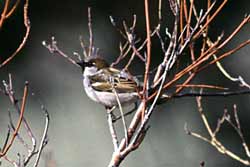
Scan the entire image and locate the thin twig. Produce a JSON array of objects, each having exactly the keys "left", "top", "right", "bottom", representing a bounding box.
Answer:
[
  {"left": 0, "top": 0, "right": 30, "bottom": 68},
  {"left": 42, "top": 37, "right": 80, "bottom": 67},
  {"left": 88, "top": 7, "right": 93, "bottom": 57},
  {"left": 5, "top": 0, "right": 20, "bottom": 18},
  {"left": 194, "top": 0, "right": 228, "bottom": 39},
  {"left": 112, "top": 86, "right": 128, "bottom": 146},
  {"left": 0, "top": 0, "right": 10, "bottom": 28},
  {"left": 187, "top": 95, "right": 250, "bottom": 166},
  {"left": 0, "top": 82, "right": 28, "bottom": 157},
  {"left": 107, "top": 109, "right": 119, "bottom": 151},
  {"left": 33, "top": 106, "right": 49, "bottom": 167}
]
